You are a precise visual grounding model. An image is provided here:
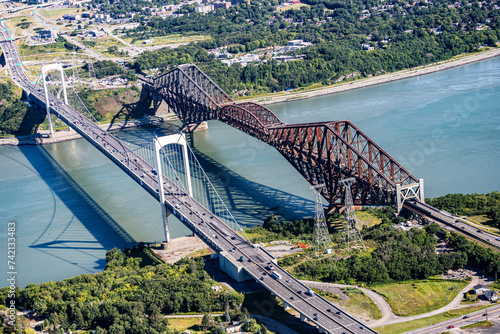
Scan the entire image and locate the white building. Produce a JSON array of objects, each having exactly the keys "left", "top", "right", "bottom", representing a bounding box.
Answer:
[
  {"left": 195, "top": 4, "right": 214, "bottom": 13},
  {"left": 474, "top": 284, "right": 490, "bottom": 294}
]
